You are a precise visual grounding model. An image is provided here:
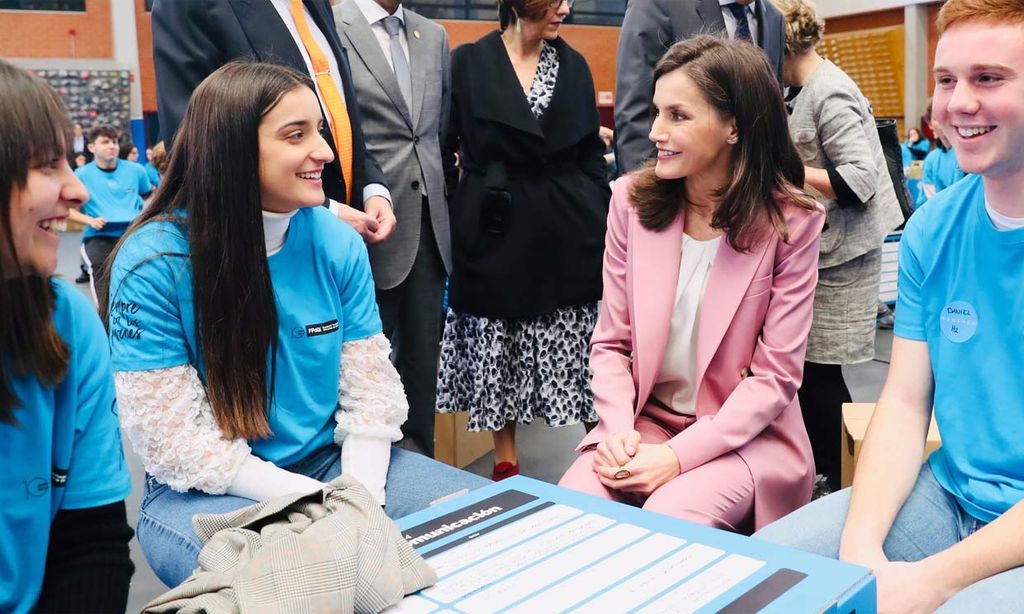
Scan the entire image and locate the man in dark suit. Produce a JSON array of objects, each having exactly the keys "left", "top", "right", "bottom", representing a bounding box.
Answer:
[
  {"left": 152, "top": 0, "right": 395, "bottom": 243},
  {"left": 334, "top": 0, "right": 452, "bottom": 456},
  {"left": 614, "top": 0, "right": 785, "bottom": 173}
]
